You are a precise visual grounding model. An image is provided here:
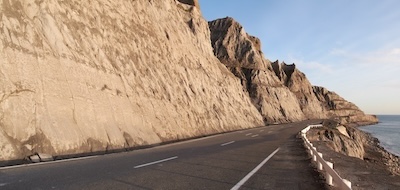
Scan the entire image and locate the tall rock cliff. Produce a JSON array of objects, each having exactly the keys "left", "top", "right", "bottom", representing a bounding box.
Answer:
[
  {"left": 0, "top": 1, "right": 377, "bottom": 163},
  {"left": 208, "top": 17, "right": 377, "bottom": 125},
  {"left": 0, "top": 0, "right": 264, "bottom": 162}
]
